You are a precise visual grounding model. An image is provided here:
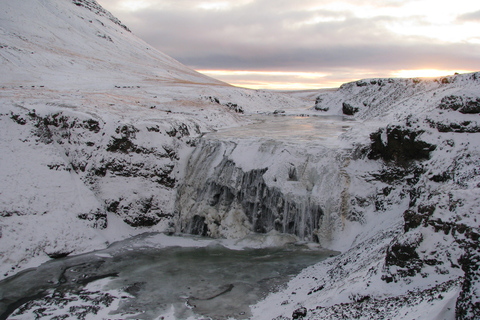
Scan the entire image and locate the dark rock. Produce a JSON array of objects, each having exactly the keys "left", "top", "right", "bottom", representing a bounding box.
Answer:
[
  {"left": 147, "top": 126, "right": 160, "bottom": 132},
  {"left": 438, "top": 95, "right": 480, "bottom": 114},
  {"left": 106, "top": 136, "right": 134, "bottom": 153},
  {"left": 83, "top": 119, "right": 101, "bottom": 133},
  {"left": 456, "top": 246, "right": 480, "bottom": 320},
  {"left": 224, "top": 102, "right": 244, "bottom": 114},
  {"left": 356, "top": 80, "right": 369, "bottom": 87},
  {"left": 385, "top": 234, "right": 424, "bottom": 277},
  {"left": 115, "top": 124, "right": 138, "bottom": 137},
  {"left": 106, "top": 200, "right": 120, "bottom": 213},
  {"left": 292, "top": 307, "right": 307, "bottom": 319},
  {"left": 205, "top": 96, "right": 220, "bottom": 104},
  {"left": 77, "top": 210, "right": 107, "bottom": 229},
  {"left": 167, "top": 123, "right": 190, "bottom": 137},
  {"left": 368, "top": 125, "right": 436, "bottom": 166},
  {"left": 72, "top": 0, "right": 131, "bottom": 32},
  {"left": 381, "top": 275, "right": 394, "bottom": 283},
  {"left": 314, "top": 96, "right": 329, "bottom": 111},
  {"left": 403, "top": 210, "right": 423, "bottom": 232},
  {"left": 120, "top": 197, "right": 170, "bottom": 227},
  {"left": 45, "top": 251, "right": 72, "bottom": 259},
  {"left": 386, "top": 243, "right": 420, "bottom": 268},
  {"left": 428, "top": 119, "right": 480, "bottom": 133},
  {"left": 188, "top": 215, "right": 209, "bottom": 236},
  {"left": 124, "top": 215, "right": 161, "bottom": 228},
  {"left": 10, "top": 113, "right": 27, "bottom": 125},
  {"left": 430, "top": 172, "right": 452, "bottom": 182},
  {"left": 342, "top": 102, "right": 359, "bottom": 115},
  {"left": 308, "top": 285, "right": 324, "bottom": 295}
]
